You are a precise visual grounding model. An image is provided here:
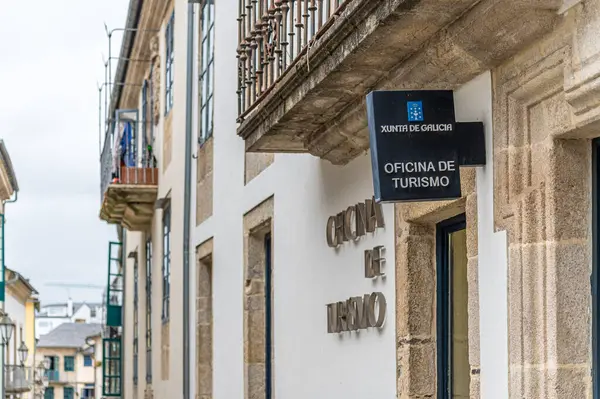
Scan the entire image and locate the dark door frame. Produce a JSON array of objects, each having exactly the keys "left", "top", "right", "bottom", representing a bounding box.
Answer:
[
  {"left": 436, "top": 213, "right": 467, "bottom": 399},
  {"left": 592, "top": 138, "right": 600, "bottom": 398},
  {"left": 265, "top": 232, "right": 273, "bottom": 399}
]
